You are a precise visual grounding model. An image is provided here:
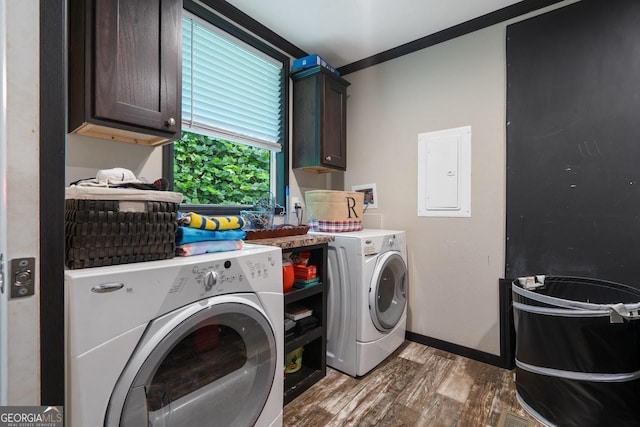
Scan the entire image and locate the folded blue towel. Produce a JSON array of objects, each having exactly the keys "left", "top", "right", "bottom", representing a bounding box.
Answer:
[
  {"left": 176, "top": 227, "right": 246, "bottom": 245},
  {"left": 176, "top": 240, "right": 244, "bottom": 256}
]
